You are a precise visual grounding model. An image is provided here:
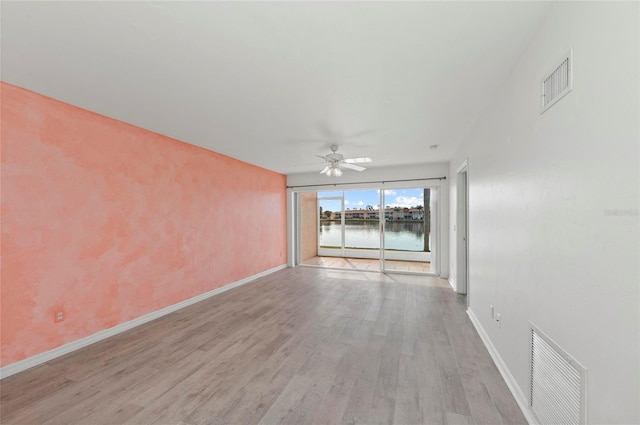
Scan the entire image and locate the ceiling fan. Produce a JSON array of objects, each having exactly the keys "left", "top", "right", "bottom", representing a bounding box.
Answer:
[{"left": 317, "top": 144, "right": 372, "bottom": 177}]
